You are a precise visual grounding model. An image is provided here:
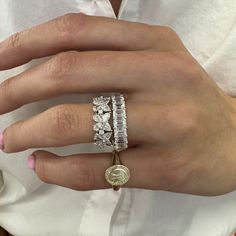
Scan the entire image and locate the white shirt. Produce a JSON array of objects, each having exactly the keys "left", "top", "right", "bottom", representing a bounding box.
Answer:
[{"left": 0, "top": 0, "right": 236, "bottom": 235}]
